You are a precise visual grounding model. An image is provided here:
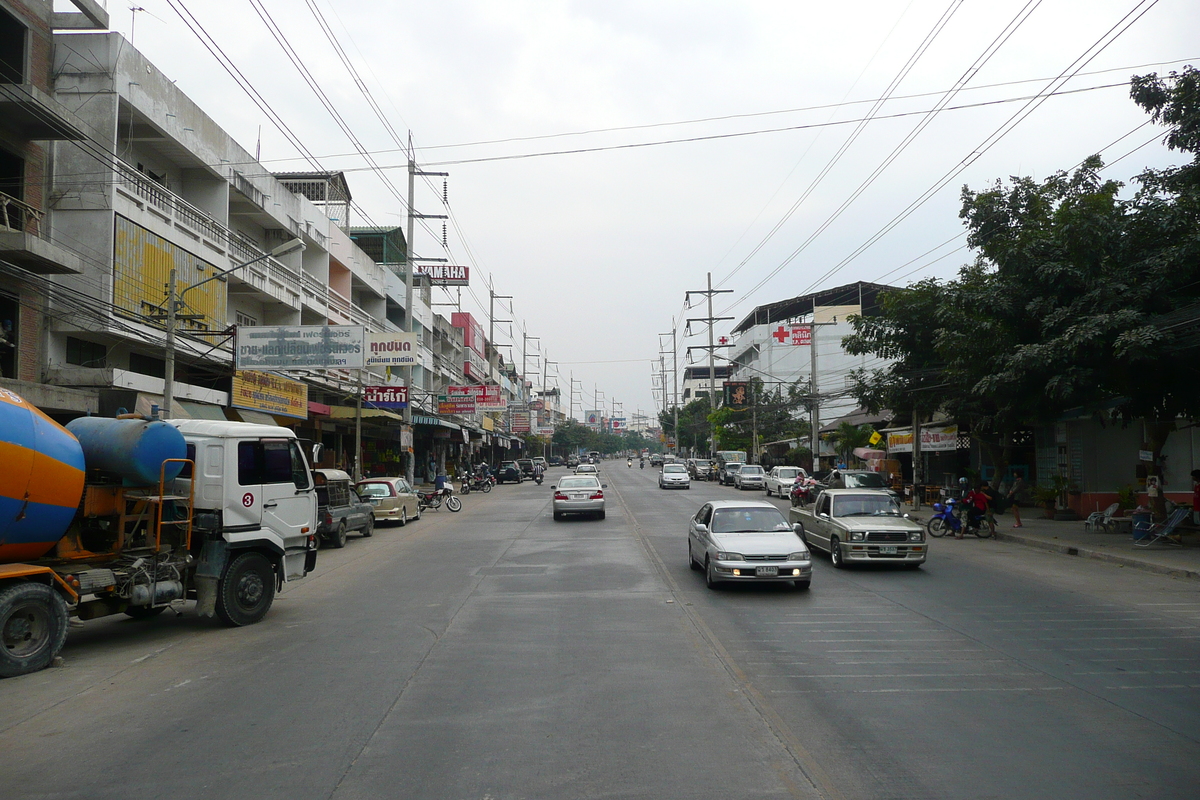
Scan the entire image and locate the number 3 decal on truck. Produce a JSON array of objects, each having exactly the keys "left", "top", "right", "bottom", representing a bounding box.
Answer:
[{"left": 242, "top": 492, "right": 255, "bottom": 507}]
